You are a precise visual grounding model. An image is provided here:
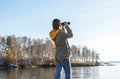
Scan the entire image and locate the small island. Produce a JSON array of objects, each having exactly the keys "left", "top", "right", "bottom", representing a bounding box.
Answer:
[{"left": 0, "top": 35, "right": 100, "bottom": 68}]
